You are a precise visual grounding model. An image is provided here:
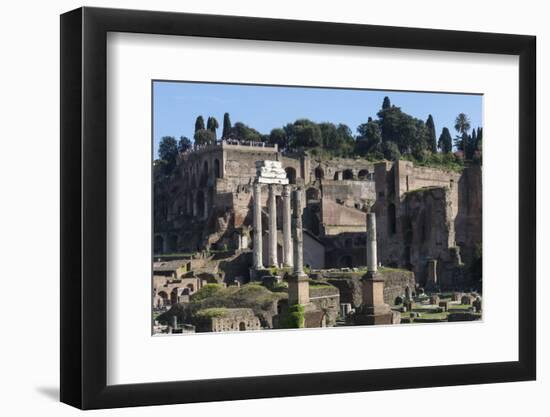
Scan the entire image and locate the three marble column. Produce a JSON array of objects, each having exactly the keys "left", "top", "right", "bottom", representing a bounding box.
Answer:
[{"left": 253, "top": 183, "right": 294, "bottom": 270}]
